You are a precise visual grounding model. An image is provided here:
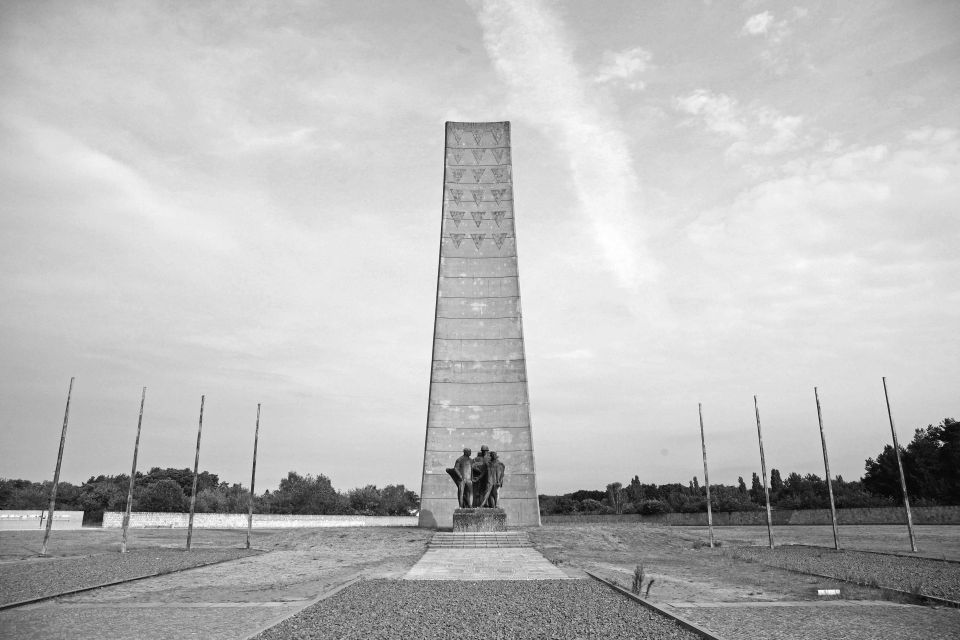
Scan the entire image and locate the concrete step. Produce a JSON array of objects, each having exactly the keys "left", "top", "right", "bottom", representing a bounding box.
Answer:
[{"left": 428, "top": 532, "right": 533, "bottom": 549}]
